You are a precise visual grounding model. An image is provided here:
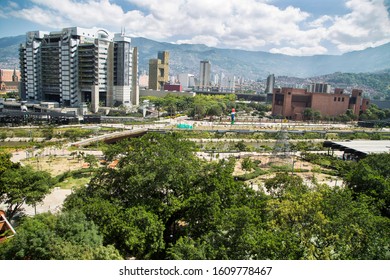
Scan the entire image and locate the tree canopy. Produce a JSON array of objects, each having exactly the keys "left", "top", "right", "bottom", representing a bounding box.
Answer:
[
  {"left": 345, "top": 153, "right": 390, "bottom": 218},
  {"left": 2, "top": 135, "right": 388, "bottom": 260},
  {"left": 0, "top": 211, "right": 122, "bottom": 260},
  {"left": 0, "top": 153, "right": 54, "bottom": 220},
  {"left": 62, "top": 133, "right": 389, "bottom": 260}
]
